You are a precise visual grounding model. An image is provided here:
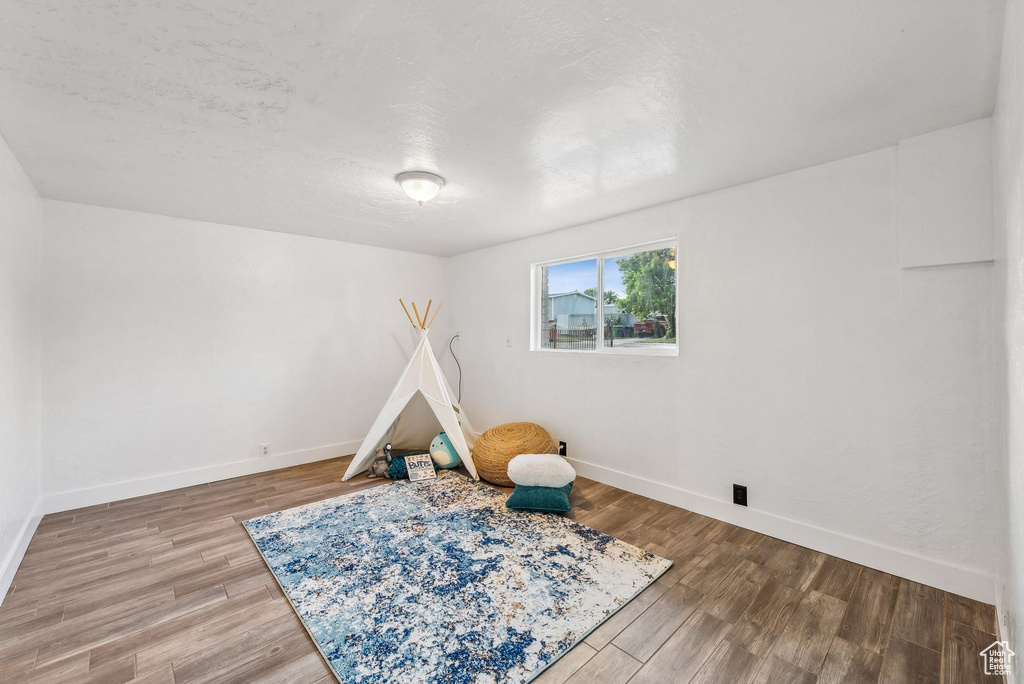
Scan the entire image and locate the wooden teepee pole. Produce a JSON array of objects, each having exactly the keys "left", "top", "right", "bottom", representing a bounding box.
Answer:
[
  {"left": 427, "top": 301, "right": 443, "bottom": 329},
  {"left": 422, "top": 300, "right": 432, "bottom": 328},
  {"left": 399, "top": 299, "right": 417, "bottom": 328},
  {"left": 411, "top": 301, "right": 424, "bottom": 329}
]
